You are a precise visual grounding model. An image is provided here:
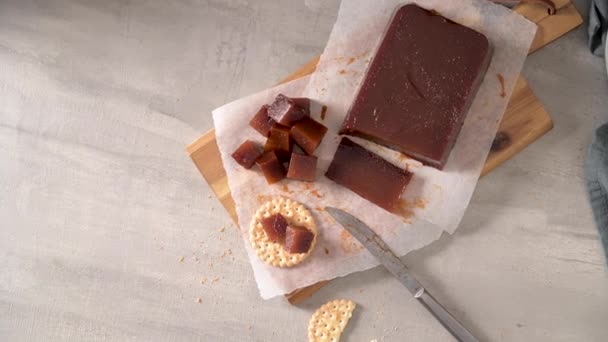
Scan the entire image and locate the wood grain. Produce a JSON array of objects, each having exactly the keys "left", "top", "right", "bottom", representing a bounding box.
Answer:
[
  {"left": 187, "top": 1, "right": 580, "bottom": 305},
  {"left": 482, "top": 77, "right": 553, "bottom": 176},
  {"left": 522, "top": 2, "right": 583, "bottom": 53}
]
